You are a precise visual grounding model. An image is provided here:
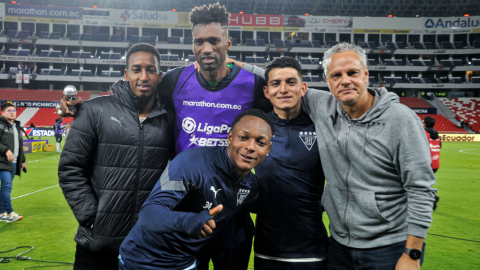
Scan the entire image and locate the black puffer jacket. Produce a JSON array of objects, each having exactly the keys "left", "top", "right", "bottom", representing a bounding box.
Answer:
[
  {"left": 58, "top": 80, "right": 174, "bottom": 253},
  {"left": 0, "top": 116, "right": 25, "bottom": 175}
]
